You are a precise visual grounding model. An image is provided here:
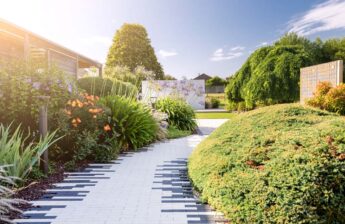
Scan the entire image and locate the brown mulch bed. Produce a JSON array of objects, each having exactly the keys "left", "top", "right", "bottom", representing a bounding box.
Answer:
[{"left": 7, "top": 161, "right": 90, "bottom": 220}]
